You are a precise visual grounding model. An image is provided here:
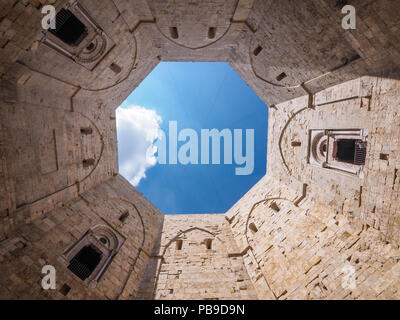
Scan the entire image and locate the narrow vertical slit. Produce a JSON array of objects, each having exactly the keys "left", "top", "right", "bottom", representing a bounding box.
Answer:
[
  {"left": 170, "top": 27, "right": 179, "bottom": 39},
  {"left": 208, "top": 27, "right": 216, "bottom": 39},
  {"left": 393, "top": 169, "right": 398, "bottom": 190},
  {"left": 253, "top": 46, "right": 262, "bottom": 56}
]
